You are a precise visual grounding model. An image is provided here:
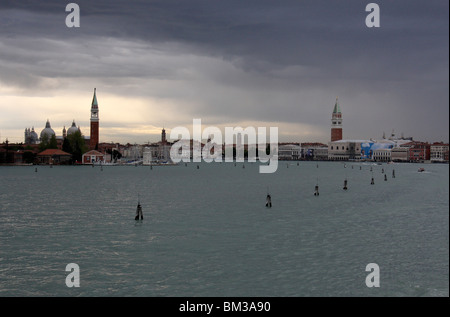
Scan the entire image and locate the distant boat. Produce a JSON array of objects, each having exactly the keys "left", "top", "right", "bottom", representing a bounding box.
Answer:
[
  {"left": 343, "top": 179, "right": 348, "bottom": 190},
  {"left": 418, "top": 167, "right": 425, "bottom": 172}
]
